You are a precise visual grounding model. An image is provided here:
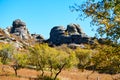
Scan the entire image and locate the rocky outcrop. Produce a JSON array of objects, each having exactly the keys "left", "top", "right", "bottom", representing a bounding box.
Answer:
[
  {"left": 1, "top": 19, "right": 112, "bottom": 49},
  {"left": 31, "top": 34, "right": 44, "bottom": 43},
  {"left": 66, "top": 24, "right": 83, "bottom": 35},
  {"left": 49, "top": 24, "right": 94, "bottom": 45},
  {"left": 0, "top": 19, "right": 46, "bottom": 50},
  {"left": 9, "top": 19, "right": 31, "bottom": 40}
]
